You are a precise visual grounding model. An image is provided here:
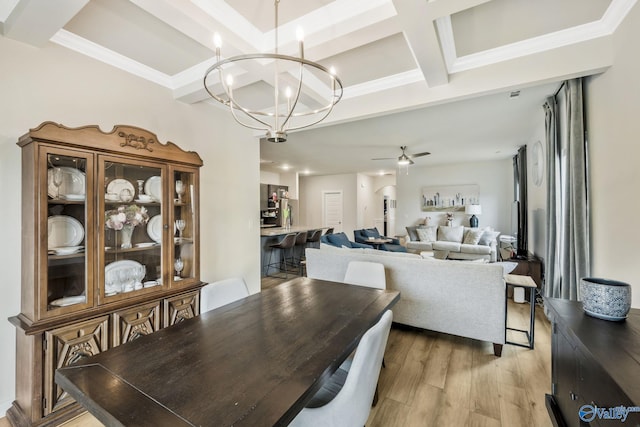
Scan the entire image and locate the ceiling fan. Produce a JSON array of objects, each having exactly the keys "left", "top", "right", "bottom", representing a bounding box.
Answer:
[{"left": 372, "top": 146, "right": 430, "bottom": 165}]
